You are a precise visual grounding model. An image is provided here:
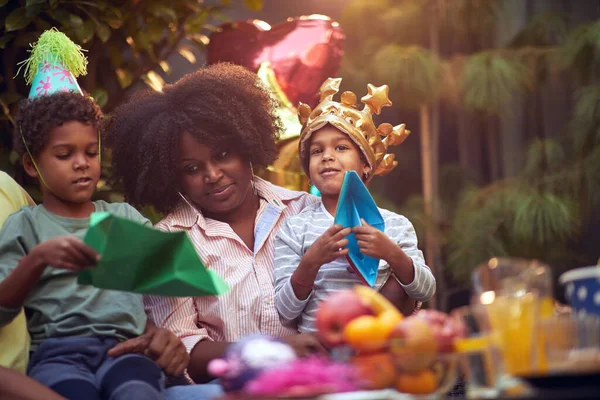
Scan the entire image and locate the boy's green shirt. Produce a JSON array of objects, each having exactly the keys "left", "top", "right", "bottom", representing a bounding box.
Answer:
[{"left": 0, "top": 200, "right": 150, "bottom": 350}]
